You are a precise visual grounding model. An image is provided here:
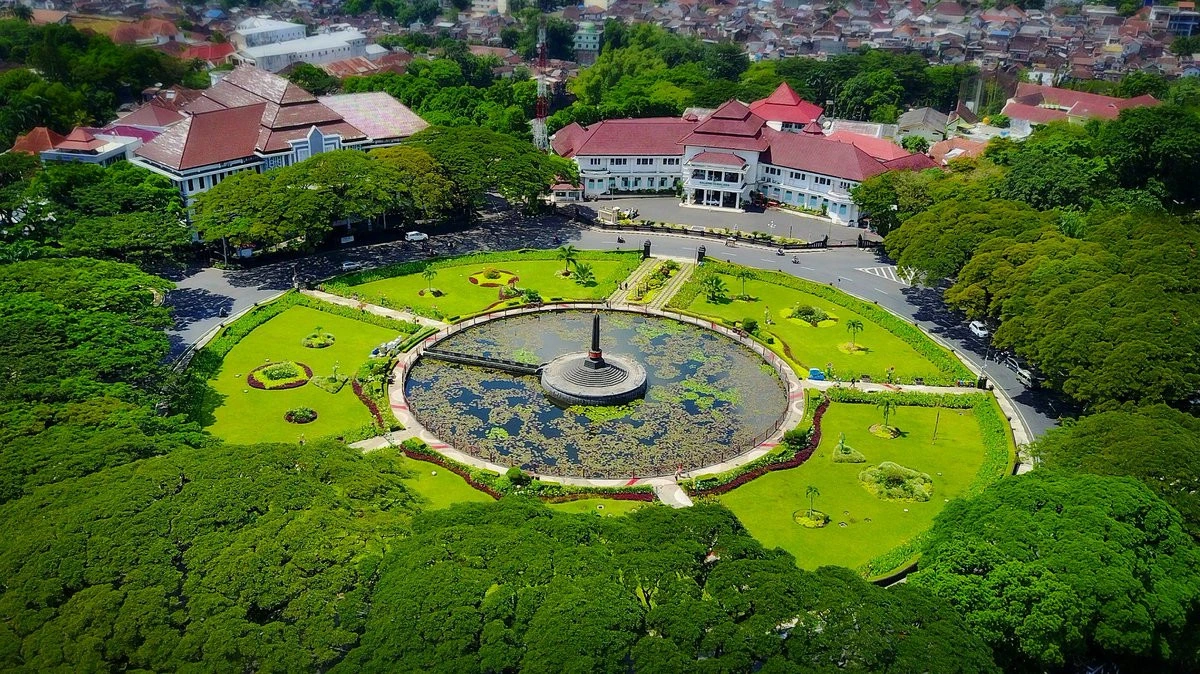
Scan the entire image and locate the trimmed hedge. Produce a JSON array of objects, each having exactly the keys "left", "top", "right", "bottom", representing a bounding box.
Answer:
[
  {"left": 398, "top": 438, "right": 657, "bottom": 501},
  {"left": 682, "top": 396, "right": 830, "bottom": 496},
  {"left": 671, "top": 261, "right": 974, "bottom": 385}
]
